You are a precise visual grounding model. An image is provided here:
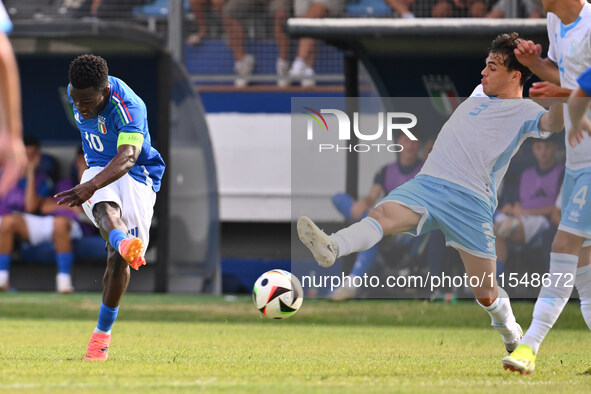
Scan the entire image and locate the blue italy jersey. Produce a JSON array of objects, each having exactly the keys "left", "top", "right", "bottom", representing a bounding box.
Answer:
[
  {"left": 68, "top": 76, "right": 165, "bottom": 192},
  {"left": 578, "top": 66, "right": 591, "bottom": 96}
]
